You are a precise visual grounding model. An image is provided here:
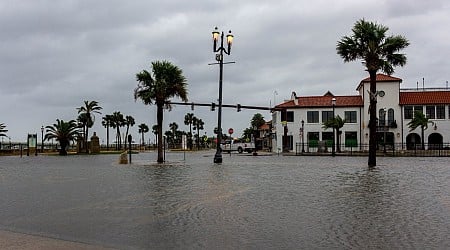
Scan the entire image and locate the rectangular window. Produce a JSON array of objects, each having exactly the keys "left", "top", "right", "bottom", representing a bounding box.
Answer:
[
  {"left": 307, "top": 111, "right": 319, "bottom": 123},
  {"left": 437, "top": 105, "right": 445, "bottom": 119},
  {"left": 413, "top": 106, "right": 423, "bottom": 114},
  {"left": 322, "top": 111, "right": 334, "bottom": 123},
  {"left": 280, "top": 110, "right": 294, "bottom": 122},
  {"left": 344, "top": 111, "right": 357, "bottom": 123},
  {"left": 322, "top": 132, "right": 333, "bottom": 147},
  {"left": 426, "top": 106, "right": 435, "bottom": 119},
  {"left": 282, "top": 135, "right": 293, "bottom": 150},
  {"left": 307, "top": 132, "right": 319, "bottom": 147},
  {"left": 345, "top": 132, "right": 358, "bottom": 147},
  {"left": 286, "top": 111, "right": 294, "bottom": 122},
  {"left": 404, "top": 106, "right": 413, "bottom": 119}
]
